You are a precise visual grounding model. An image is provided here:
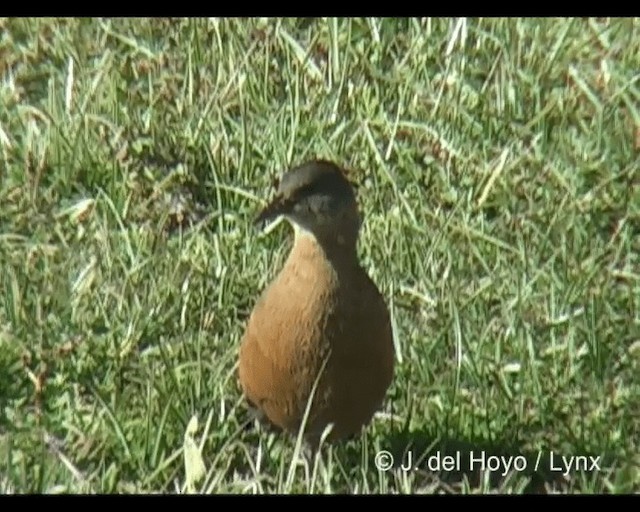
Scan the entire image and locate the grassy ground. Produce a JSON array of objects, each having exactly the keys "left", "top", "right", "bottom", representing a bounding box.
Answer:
[{"left": 1, "top": 17, "right": 639, "bottom": 494}]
